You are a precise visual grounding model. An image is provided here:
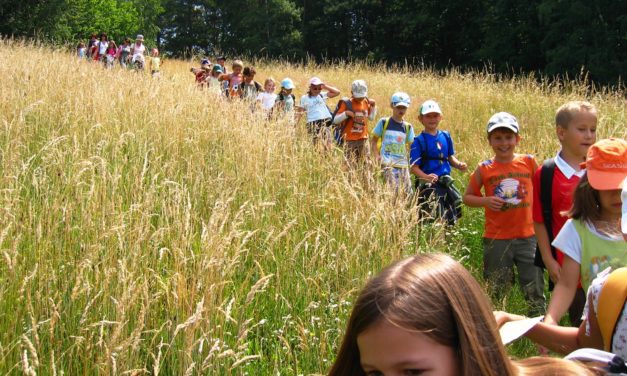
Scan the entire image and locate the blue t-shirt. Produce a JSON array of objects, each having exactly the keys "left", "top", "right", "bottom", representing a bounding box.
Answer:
[
  {"left": 410, "top": 130, "right": 454, "bottom": 176},
  {"left": 372, "top": 117, "right": 415, "bottom": 168}
]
